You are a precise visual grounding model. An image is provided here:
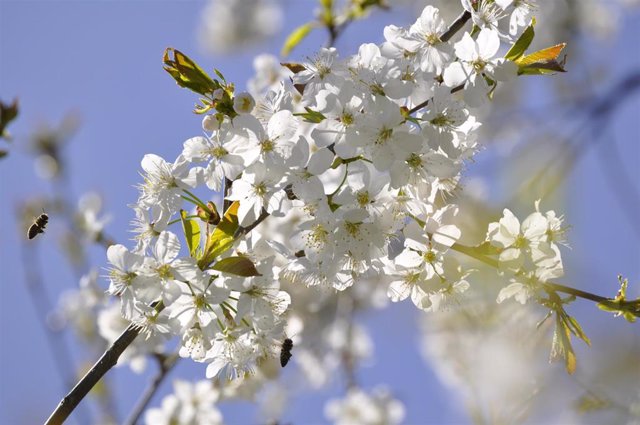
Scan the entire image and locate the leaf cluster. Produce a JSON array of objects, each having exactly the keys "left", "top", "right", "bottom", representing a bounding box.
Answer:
[
  {"left": 597, "top": 275, "right": 640, "bottom": 323},
  {"left": 163, "top": 48, "right": 236, "bottom": 118},
  {"left": 505, "top": 18, "right": 567, "bottom": 76},
  {"left": 179, "top": 201, "right": 261, "bottom": 278}
]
